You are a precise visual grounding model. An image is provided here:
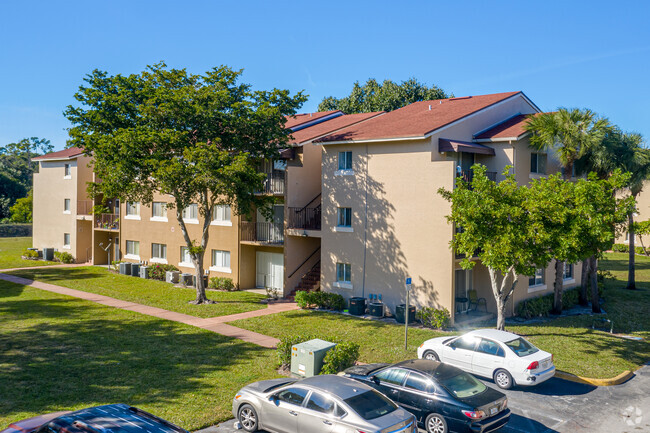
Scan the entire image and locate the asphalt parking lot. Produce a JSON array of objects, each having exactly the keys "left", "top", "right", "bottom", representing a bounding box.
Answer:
[{"left": 198, "top": 365, "right": 650, "bottom": 433}]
